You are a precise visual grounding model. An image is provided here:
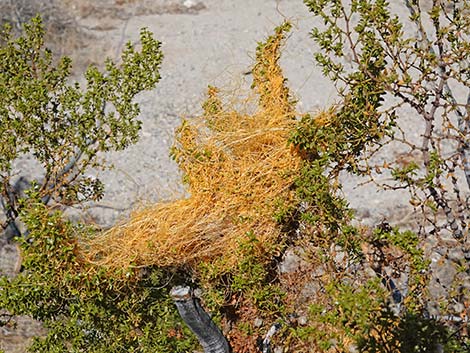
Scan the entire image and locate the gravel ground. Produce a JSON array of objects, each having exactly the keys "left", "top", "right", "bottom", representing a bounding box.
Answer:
[
  {"left": 69, "top": 0, "right": 410, "bottom": 228},
  {"left": 1, "top": 0, "right": 416, "bottom": 229}
]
